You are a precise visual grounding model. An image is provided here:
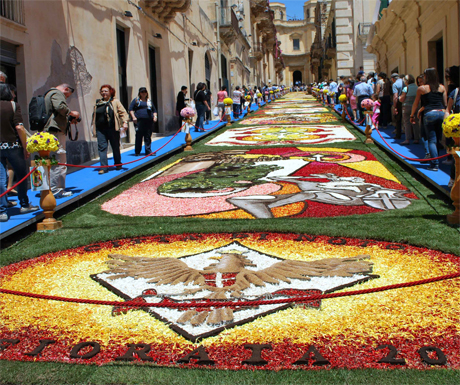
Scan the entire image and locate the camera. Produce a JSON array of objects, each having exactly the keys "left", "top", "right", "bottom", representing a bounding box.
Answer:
[{"left": 68, "top": 116, "right": 82, "bottom": 123}]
